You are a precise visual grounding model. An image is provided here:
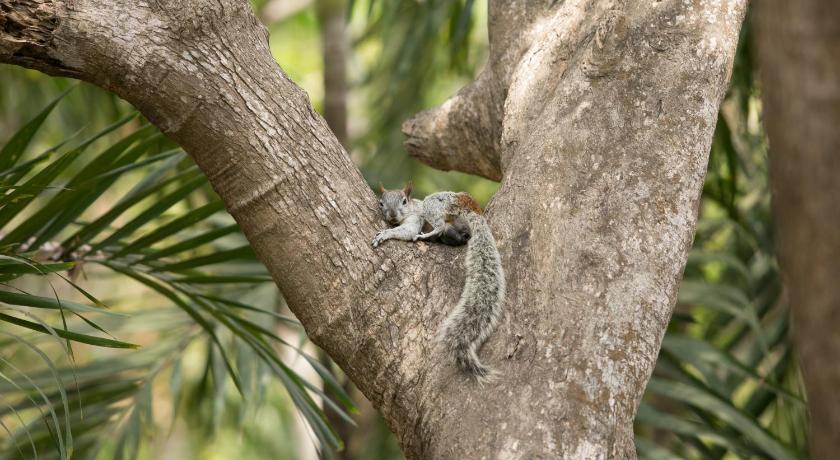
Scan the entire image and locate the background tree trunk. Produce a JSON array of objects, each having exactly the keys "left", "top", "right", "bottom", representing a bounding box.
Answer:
[
  {"left": 316, "top": 0, "right": 349, "bottom": 148},
  {"left": 754, "top": 2, "right": 840, "bottom": 458},
  {"left": 260, "top": 0, "right": 313, "bottom": 24},
  {"left": 0, "top": 0, "right": 746, "bottom": 458}
]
